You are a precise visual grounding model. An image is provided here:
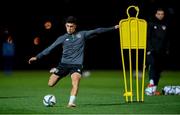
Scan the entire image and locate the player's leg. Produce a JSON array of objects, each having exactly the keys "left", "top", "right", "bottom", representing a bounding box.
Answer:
[
  {"left": 71, "top": 72, "right": 81, "bottom": 96},
  {"left": 147, "top": 52, "right": 156, "bottom": 86},
  {"left": 147, "top": 53, "right": 161, "bottom": 95},
  {"left": 152, "top": 54, "right": 164, "bottom": 95},
  {"left": 48, "top": 74, "right": 61, "bottom": 87},
  {"left": 67, "top": 65, "right": 82, "bottom": 107},
  {"left": 67, "top": 72, "right": 81, "bottom": 107},
  {"left": 48, "top": 64, "right": 69, "bottom": 87},
  {"left": 155, "top": 53, "right": 165, "bottom": 86},
  {"left": 146, "top": 52, "right": 160, "bottom": 95}
]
